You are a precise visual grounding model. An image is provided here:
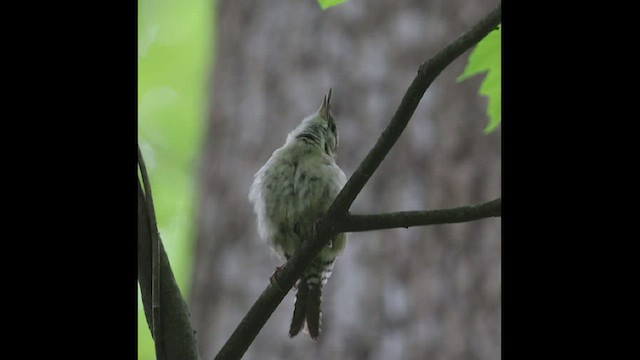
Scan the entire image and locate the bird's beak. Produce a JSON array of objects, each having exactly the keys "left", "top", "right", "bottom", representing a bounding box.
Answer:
[{"left": 320, "top": 88, "right": 332, "bottom": 119}]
